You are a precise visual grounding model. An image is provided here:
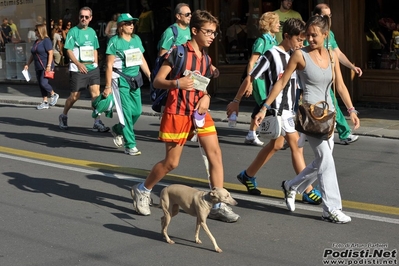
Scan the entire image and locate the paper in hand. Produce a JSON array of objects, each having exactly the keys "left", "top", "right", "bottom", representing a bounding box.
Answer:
[{"left": 22, "top": 69, "right": 31, "bottom": 82}]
